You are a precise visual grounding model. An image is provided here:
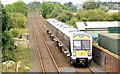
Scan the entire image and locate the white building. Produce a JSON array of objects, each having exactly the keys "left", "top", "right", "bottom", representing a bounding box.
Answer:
[{"left": 76, "top": 21, "right": 119, "bottom": 32}]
